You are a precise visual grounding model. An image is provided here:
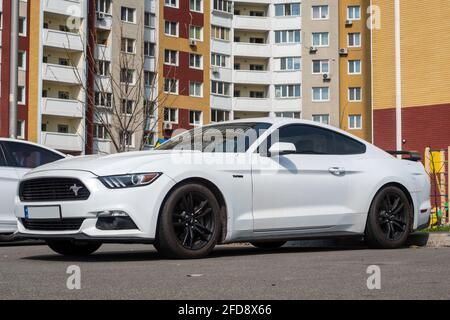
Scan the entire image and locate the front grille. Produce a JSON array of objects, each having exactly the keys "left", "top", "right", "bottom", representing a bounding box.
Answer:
[
  {"left": 21, "top": 218, "right": 85, "bottom": 231},
  {"left": 20, "top": 178, "right": 90, "bottom": 202}
]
